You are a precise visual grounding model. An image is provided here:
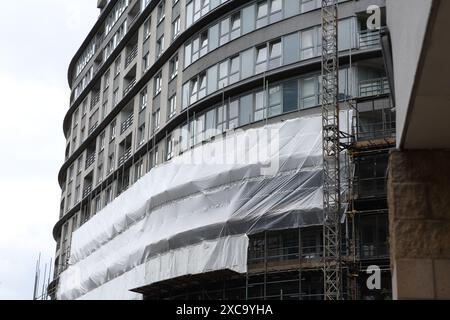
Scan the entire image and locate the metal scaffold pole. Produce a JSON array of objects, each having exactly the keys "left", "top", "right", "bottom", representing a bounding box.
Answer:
[{"left": 321, "top": 0, "right": 342, "bottom": 300}]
